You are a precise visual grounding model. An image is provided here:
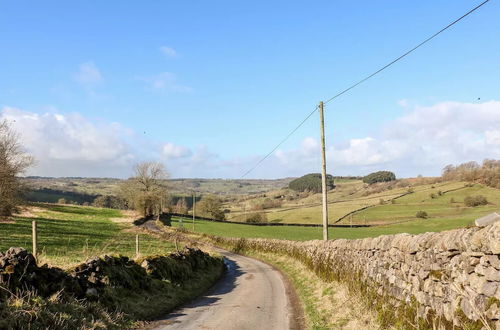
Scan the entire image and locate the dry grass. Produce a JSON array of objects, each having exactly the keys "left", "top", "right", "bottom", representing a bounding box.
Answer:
[
  {"left": 252, "top": 251, "right": 381, "bottom": 329},
  {"left": 110, "top": 209, "right": 140, "bottom": 224}
]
